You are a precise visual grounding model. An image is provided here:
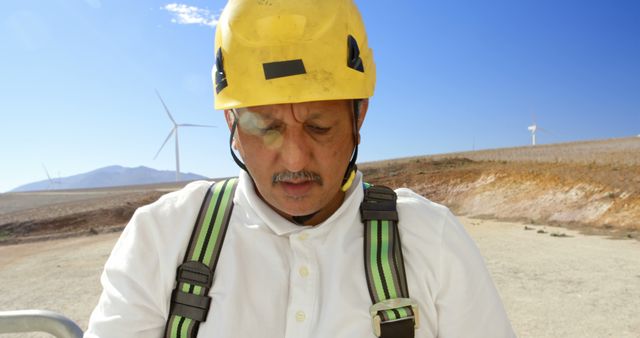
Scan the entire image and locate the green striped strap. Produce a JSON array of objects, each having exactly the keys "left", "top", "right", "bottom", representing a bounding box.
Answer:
[
  {"left": 361, "top": 184, "right": 416, "bottom": 337},
  {"left": 164, "top": 178, "right": 239, "bottom": 338}
]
